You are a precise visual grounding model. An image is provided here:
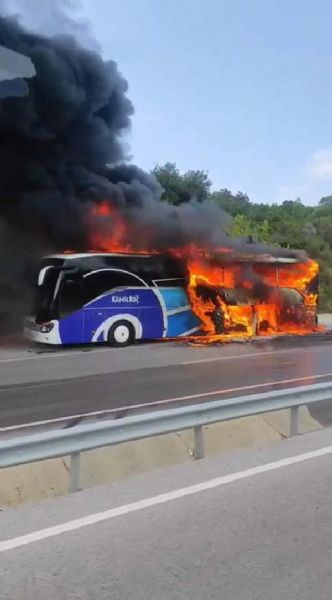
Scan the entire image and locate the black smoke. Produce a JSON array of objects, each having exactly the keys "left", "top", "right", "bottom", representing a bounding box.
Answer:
[
  {"left": 0, "top": 15, "right": 137, "bottom": 328},
  {"left": 0, "top": 16, "right": 233, "bottom": 251},
  {"left": 0, "top": 16, "right": 134, "bottom": 237},
  {"left": 0, "top": 14, "right": 303, "bottom": 331}
]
